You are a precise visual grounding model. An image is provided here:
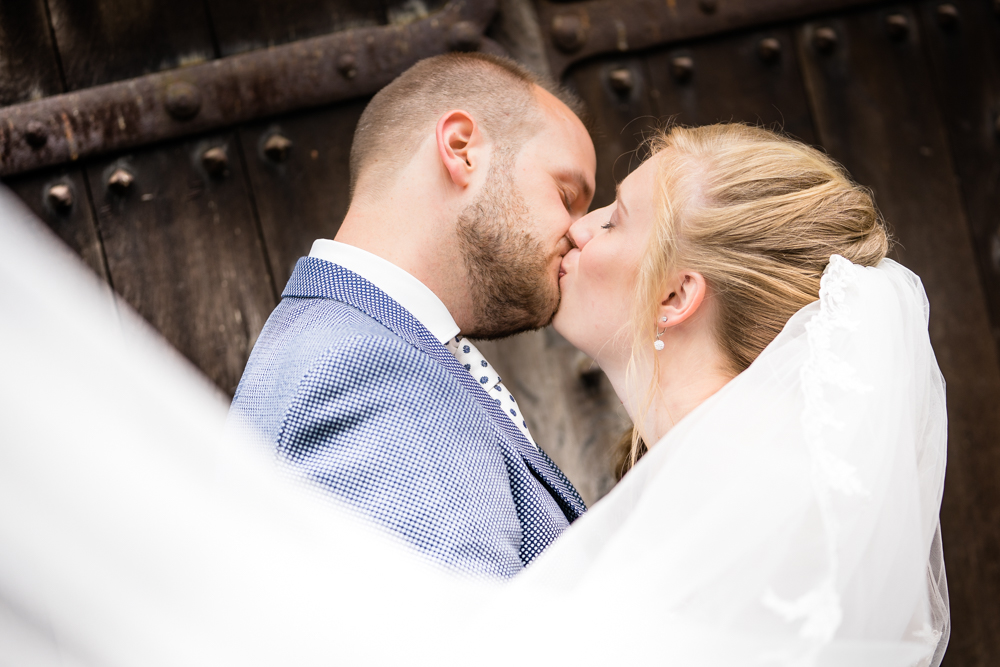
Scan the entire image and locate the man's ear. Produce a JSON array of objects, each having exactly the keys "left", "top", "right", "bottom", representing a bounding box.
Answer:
[
  {"left": 658, "top": 271, "right": 708, "bottom": 328},
  {"left": 436, "top": 109, "right": 481, "bottom": 188}
]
